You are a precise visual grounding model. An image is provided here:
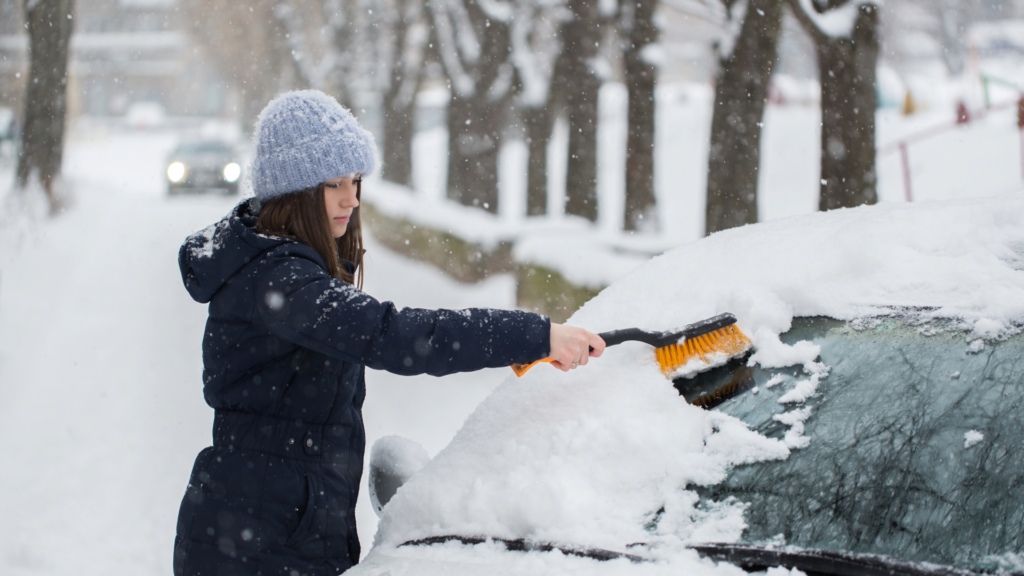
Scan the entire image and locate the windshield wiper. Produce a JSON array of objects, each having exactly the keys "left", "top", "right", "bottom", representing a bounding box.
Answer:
[
  {"left": 400, "top": 535, "right": 646, "bottom": 563},
  {"left": 401, "top": 536, "right": 992, "bottom": 576},
  {"left": 691, "top": 543, "right": 986, "bottom": 576}
]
